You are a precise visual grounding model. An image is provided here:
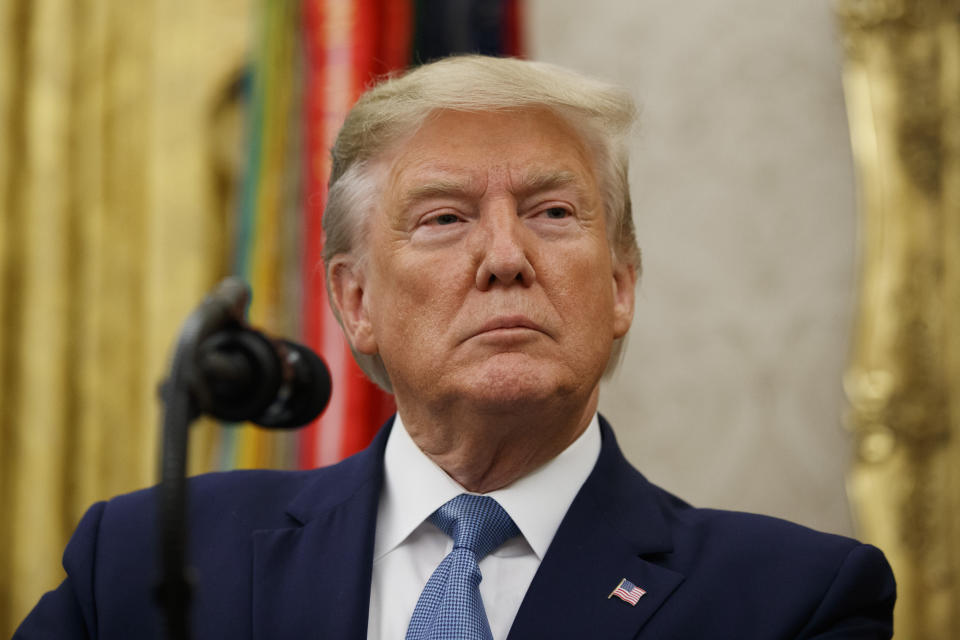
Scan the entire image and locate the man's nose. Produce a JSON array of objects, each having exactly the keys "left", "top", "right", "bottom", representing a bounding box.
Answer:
[{"left": 474, "top": 207, "right": 536, "bottom": 290}]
